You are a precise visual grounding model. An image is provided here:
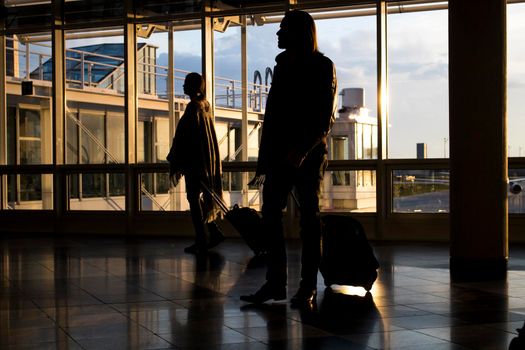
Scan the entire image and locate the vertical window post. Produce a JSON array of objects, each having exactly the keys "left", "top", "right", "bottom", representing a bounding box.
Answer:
[
  {"left": 124, "top": 0, "right": 138, "bottom": 226},
  {"left": 376, "top": 0, "right": 388, "bottom": 237},
  {"left": 52, "top": 0, "right": 66, "bottom": 216}
]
